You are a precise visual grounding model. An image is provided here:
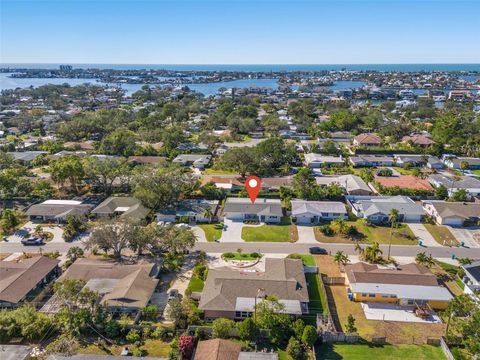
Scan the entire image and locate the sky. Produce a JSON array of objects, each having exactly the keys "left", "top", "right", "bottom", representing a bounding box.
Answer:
[{"left": 1, "top": 0, "right": 479, "bottom": 64}]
